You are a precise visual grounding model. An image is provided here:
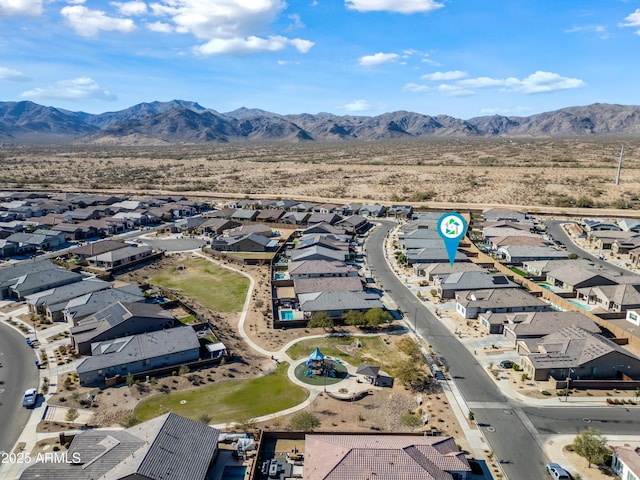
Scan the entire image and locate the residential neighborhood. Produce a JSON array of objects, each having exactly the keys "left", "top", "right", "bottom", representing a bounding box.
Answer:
[{"left": 1, "top": 190, "right": 640, "bottom": 480}]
